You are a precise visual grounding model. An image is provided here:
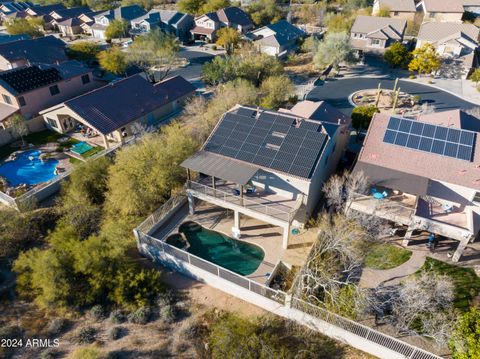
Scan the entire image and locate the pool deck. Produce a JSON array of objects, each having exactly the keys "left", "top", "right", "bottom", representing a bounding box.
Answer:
[{"left": 151, "top": 201, "right": 315, "bottom": 285}]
